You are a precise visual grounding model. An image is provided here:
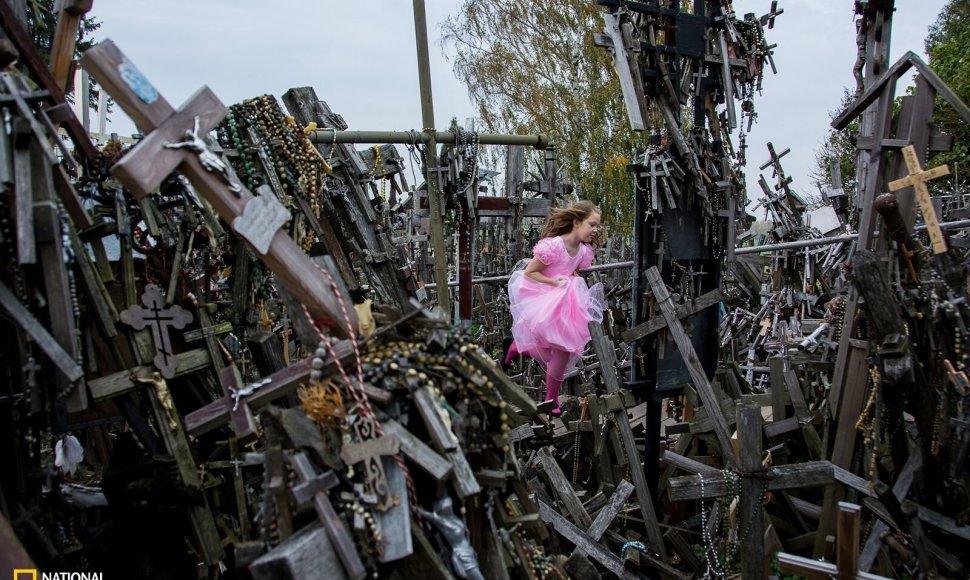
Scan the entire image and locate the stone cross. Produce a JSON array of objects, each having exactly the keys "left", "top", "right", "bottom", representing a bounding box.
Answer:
[
  {"left": 888, "top": 144, "right": 950, "bottom": 254},
  {"left": 119, "top": 284, "right": 192, "bottom": 378},
  {"left": 80, "top": 40, "right": 357, "bottom": 335}
]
